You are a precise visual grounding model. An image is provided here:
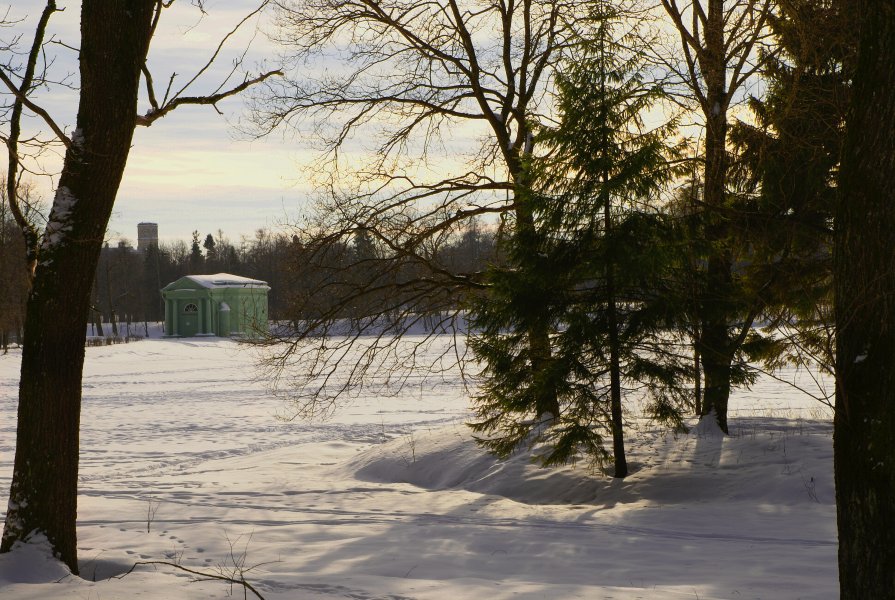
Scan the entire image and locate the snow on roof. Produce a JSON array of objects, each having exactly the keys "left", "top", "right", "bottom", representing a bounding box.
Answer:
[{"left": 184, "top": 273, "right": 269, "bottom": 289}]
